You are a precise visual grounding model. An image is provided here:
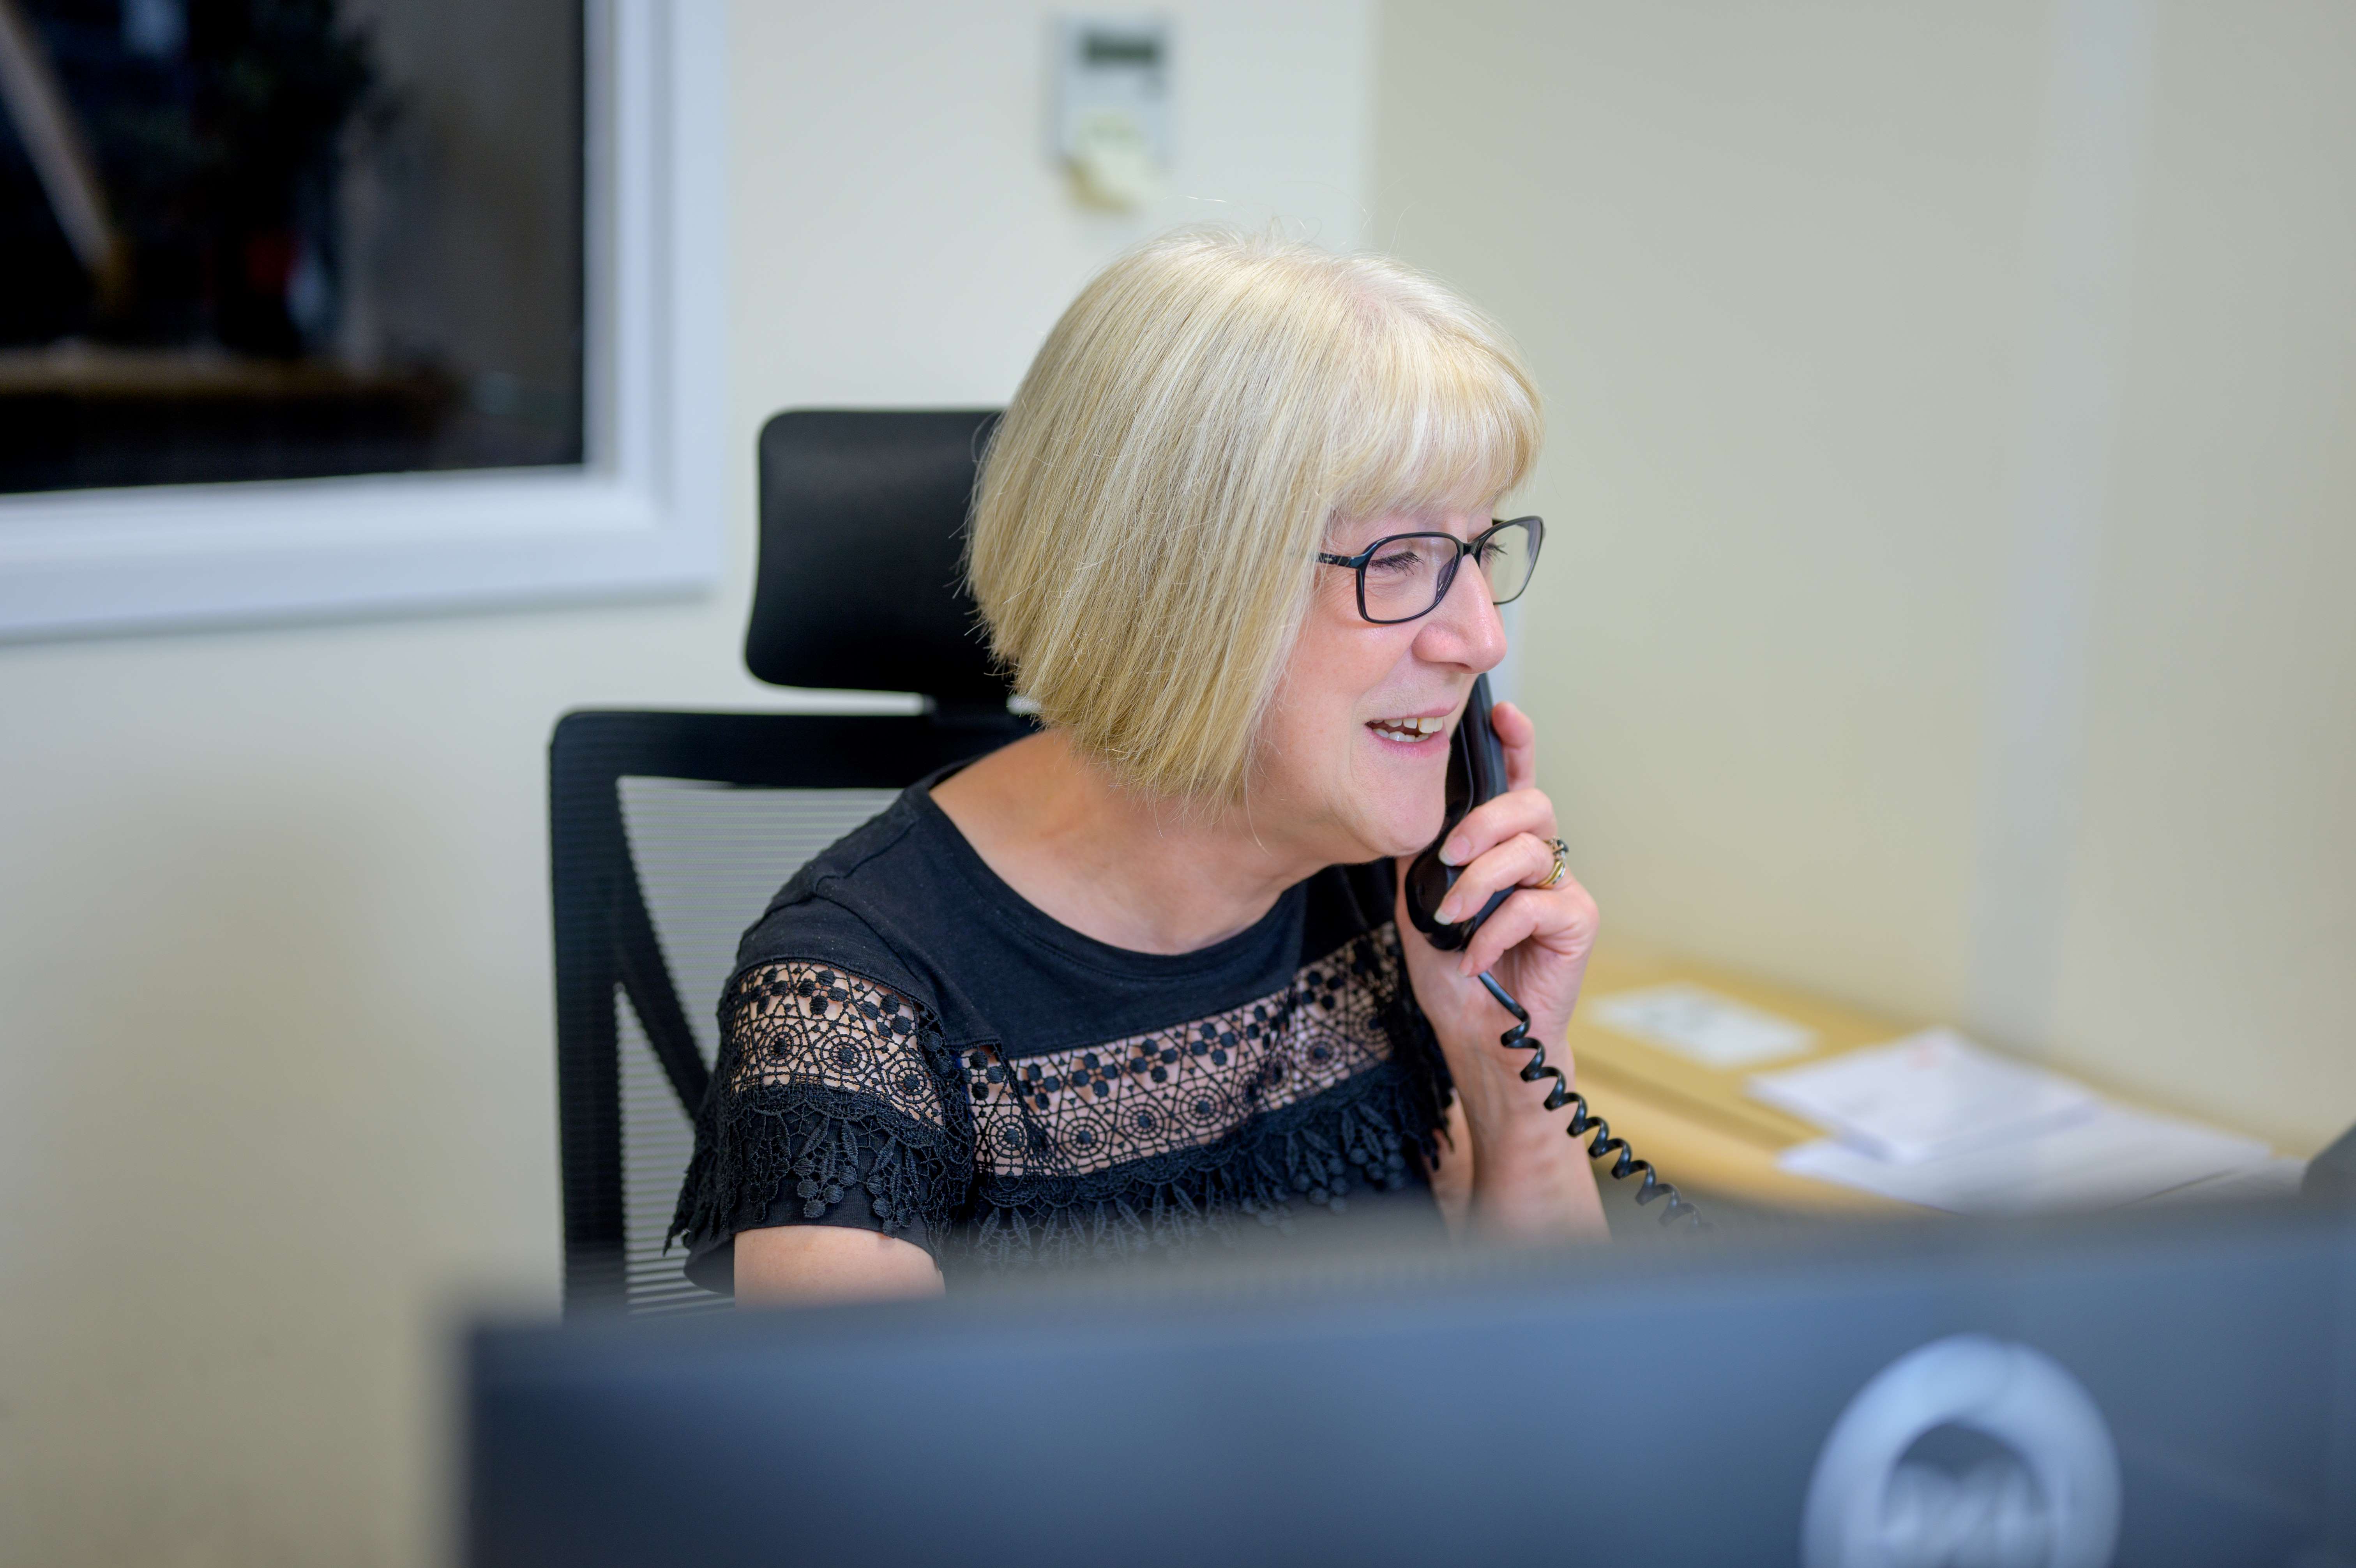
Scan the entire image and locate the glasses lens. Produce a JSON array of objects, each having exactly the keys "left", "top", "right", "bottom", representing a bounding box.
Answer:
[
  {"left": 1477, "top": 518, "right": 1540, "bottom": 605},
  {"left": 1359, "top": 534, "right": 1460, "bottom": 623}
]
